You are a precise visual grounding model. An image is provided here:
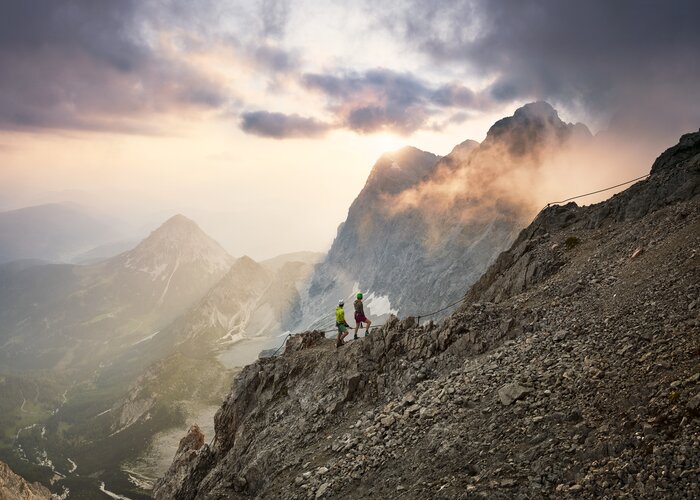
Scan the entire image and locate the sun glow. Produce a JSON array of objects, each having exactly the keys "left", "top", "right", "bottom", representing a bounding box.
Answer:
[{"left": 369, "top": 133, "right": 408, "bottom": 153}]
